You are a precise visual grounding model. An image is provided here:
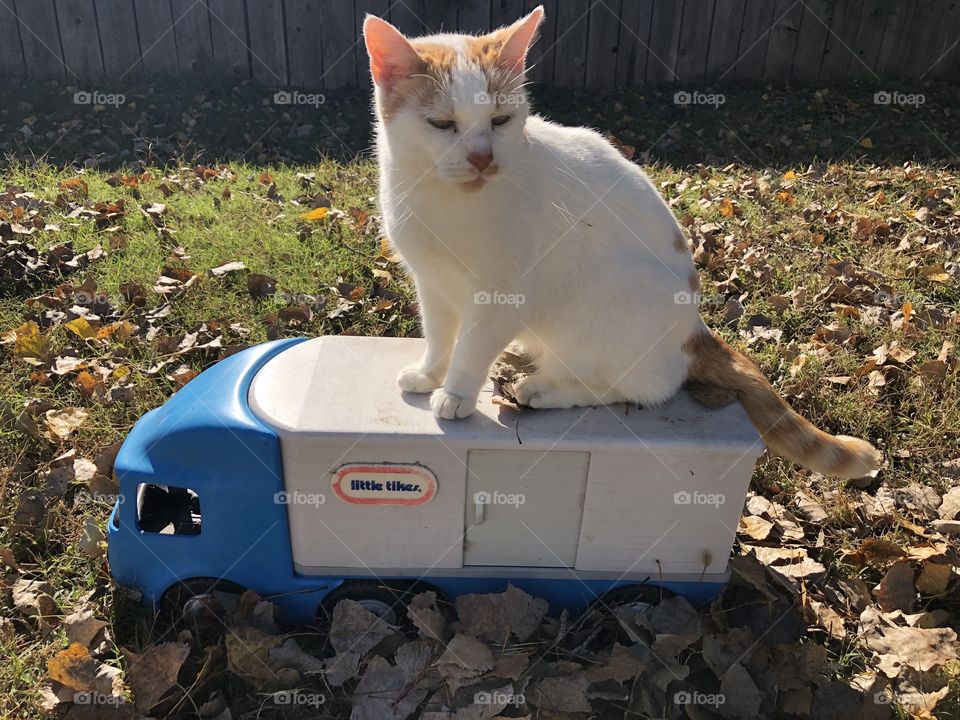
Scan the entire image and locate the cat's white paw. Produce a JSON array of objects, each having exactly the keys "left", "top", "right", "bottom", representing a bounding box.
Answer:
[
  {"left": 514, "top": 377, "right": 579, "bottom": 409},
  {"left": 398, "top": 365, "right": 443, "bottom": 393},
  {"left": 430, "top": 390, "right": 477, "bottom": 419}
]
